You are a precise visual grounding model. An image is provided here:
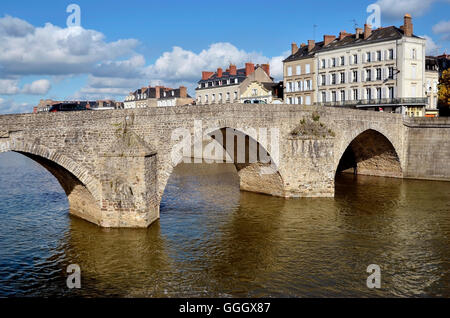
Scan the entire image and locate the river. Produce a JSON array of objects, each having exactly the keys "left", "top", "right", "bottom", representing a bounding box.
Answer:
[{"left": 0, "top": 151, "right": 449, "bottom": 297}]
